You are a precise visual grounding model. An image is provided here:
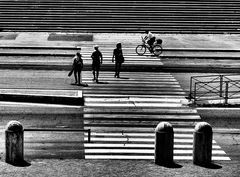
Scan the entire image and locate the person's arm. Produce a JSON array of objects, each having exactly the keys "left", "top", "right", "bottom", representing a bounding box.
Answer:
[
  {"left": 72, "top": 56, "right": 77, "bottom": 66},
  {"left": 112, "top": 50, "right": 115, "bottom": 62},
  {"left": 143, "top": 35, "right": 148, "bottom": 40}
]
